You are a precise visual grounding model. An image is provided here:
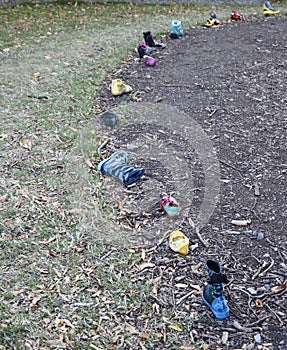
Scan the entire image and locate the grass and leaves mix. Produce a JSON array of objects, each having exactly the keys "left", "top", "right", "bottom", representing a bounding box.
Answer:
[{"left": 1, "top": 1, "right": 287, "bottom": 349}]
